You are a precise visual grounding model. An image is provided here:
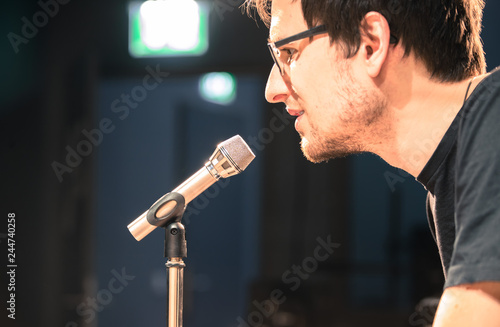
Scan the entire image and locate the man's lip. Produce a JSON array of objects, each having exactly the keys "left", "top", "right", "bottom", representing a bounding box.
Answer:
[
  {"left": 286, "top": 108, "right": 304, "bottom": 132},
  {"left": 286, "top": 108, "right": 304, "bottom": 116}
]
